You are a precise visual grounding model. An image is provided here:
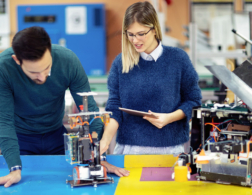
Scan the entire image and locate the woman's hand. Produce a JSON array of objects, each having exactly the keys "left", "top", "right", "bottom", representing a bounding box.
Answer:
[
  {"left": 143, "top": 110, "right": 172, "bottom": 129},
  {"left": 143, "top": 109, "right": 186, "bottom": 129}
]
